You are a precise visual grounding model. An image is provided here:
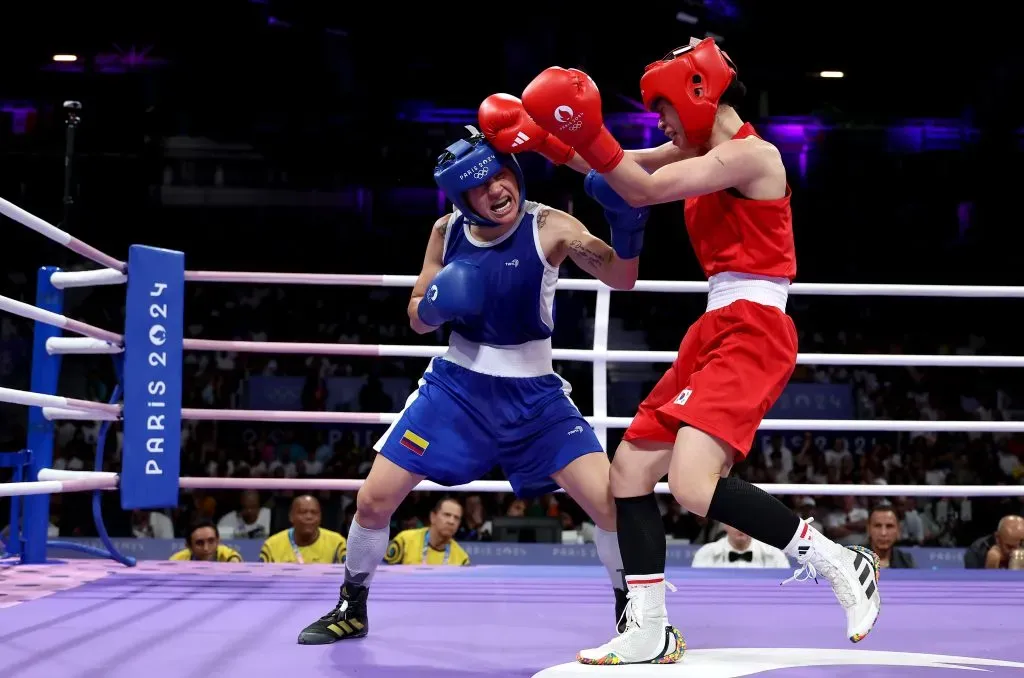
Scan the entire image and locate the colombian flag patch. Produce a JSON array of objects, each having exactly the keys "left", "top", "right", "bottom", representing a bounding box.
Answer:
[{"left": 400, "top": 430, "right": 429, "bottom": 456}]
